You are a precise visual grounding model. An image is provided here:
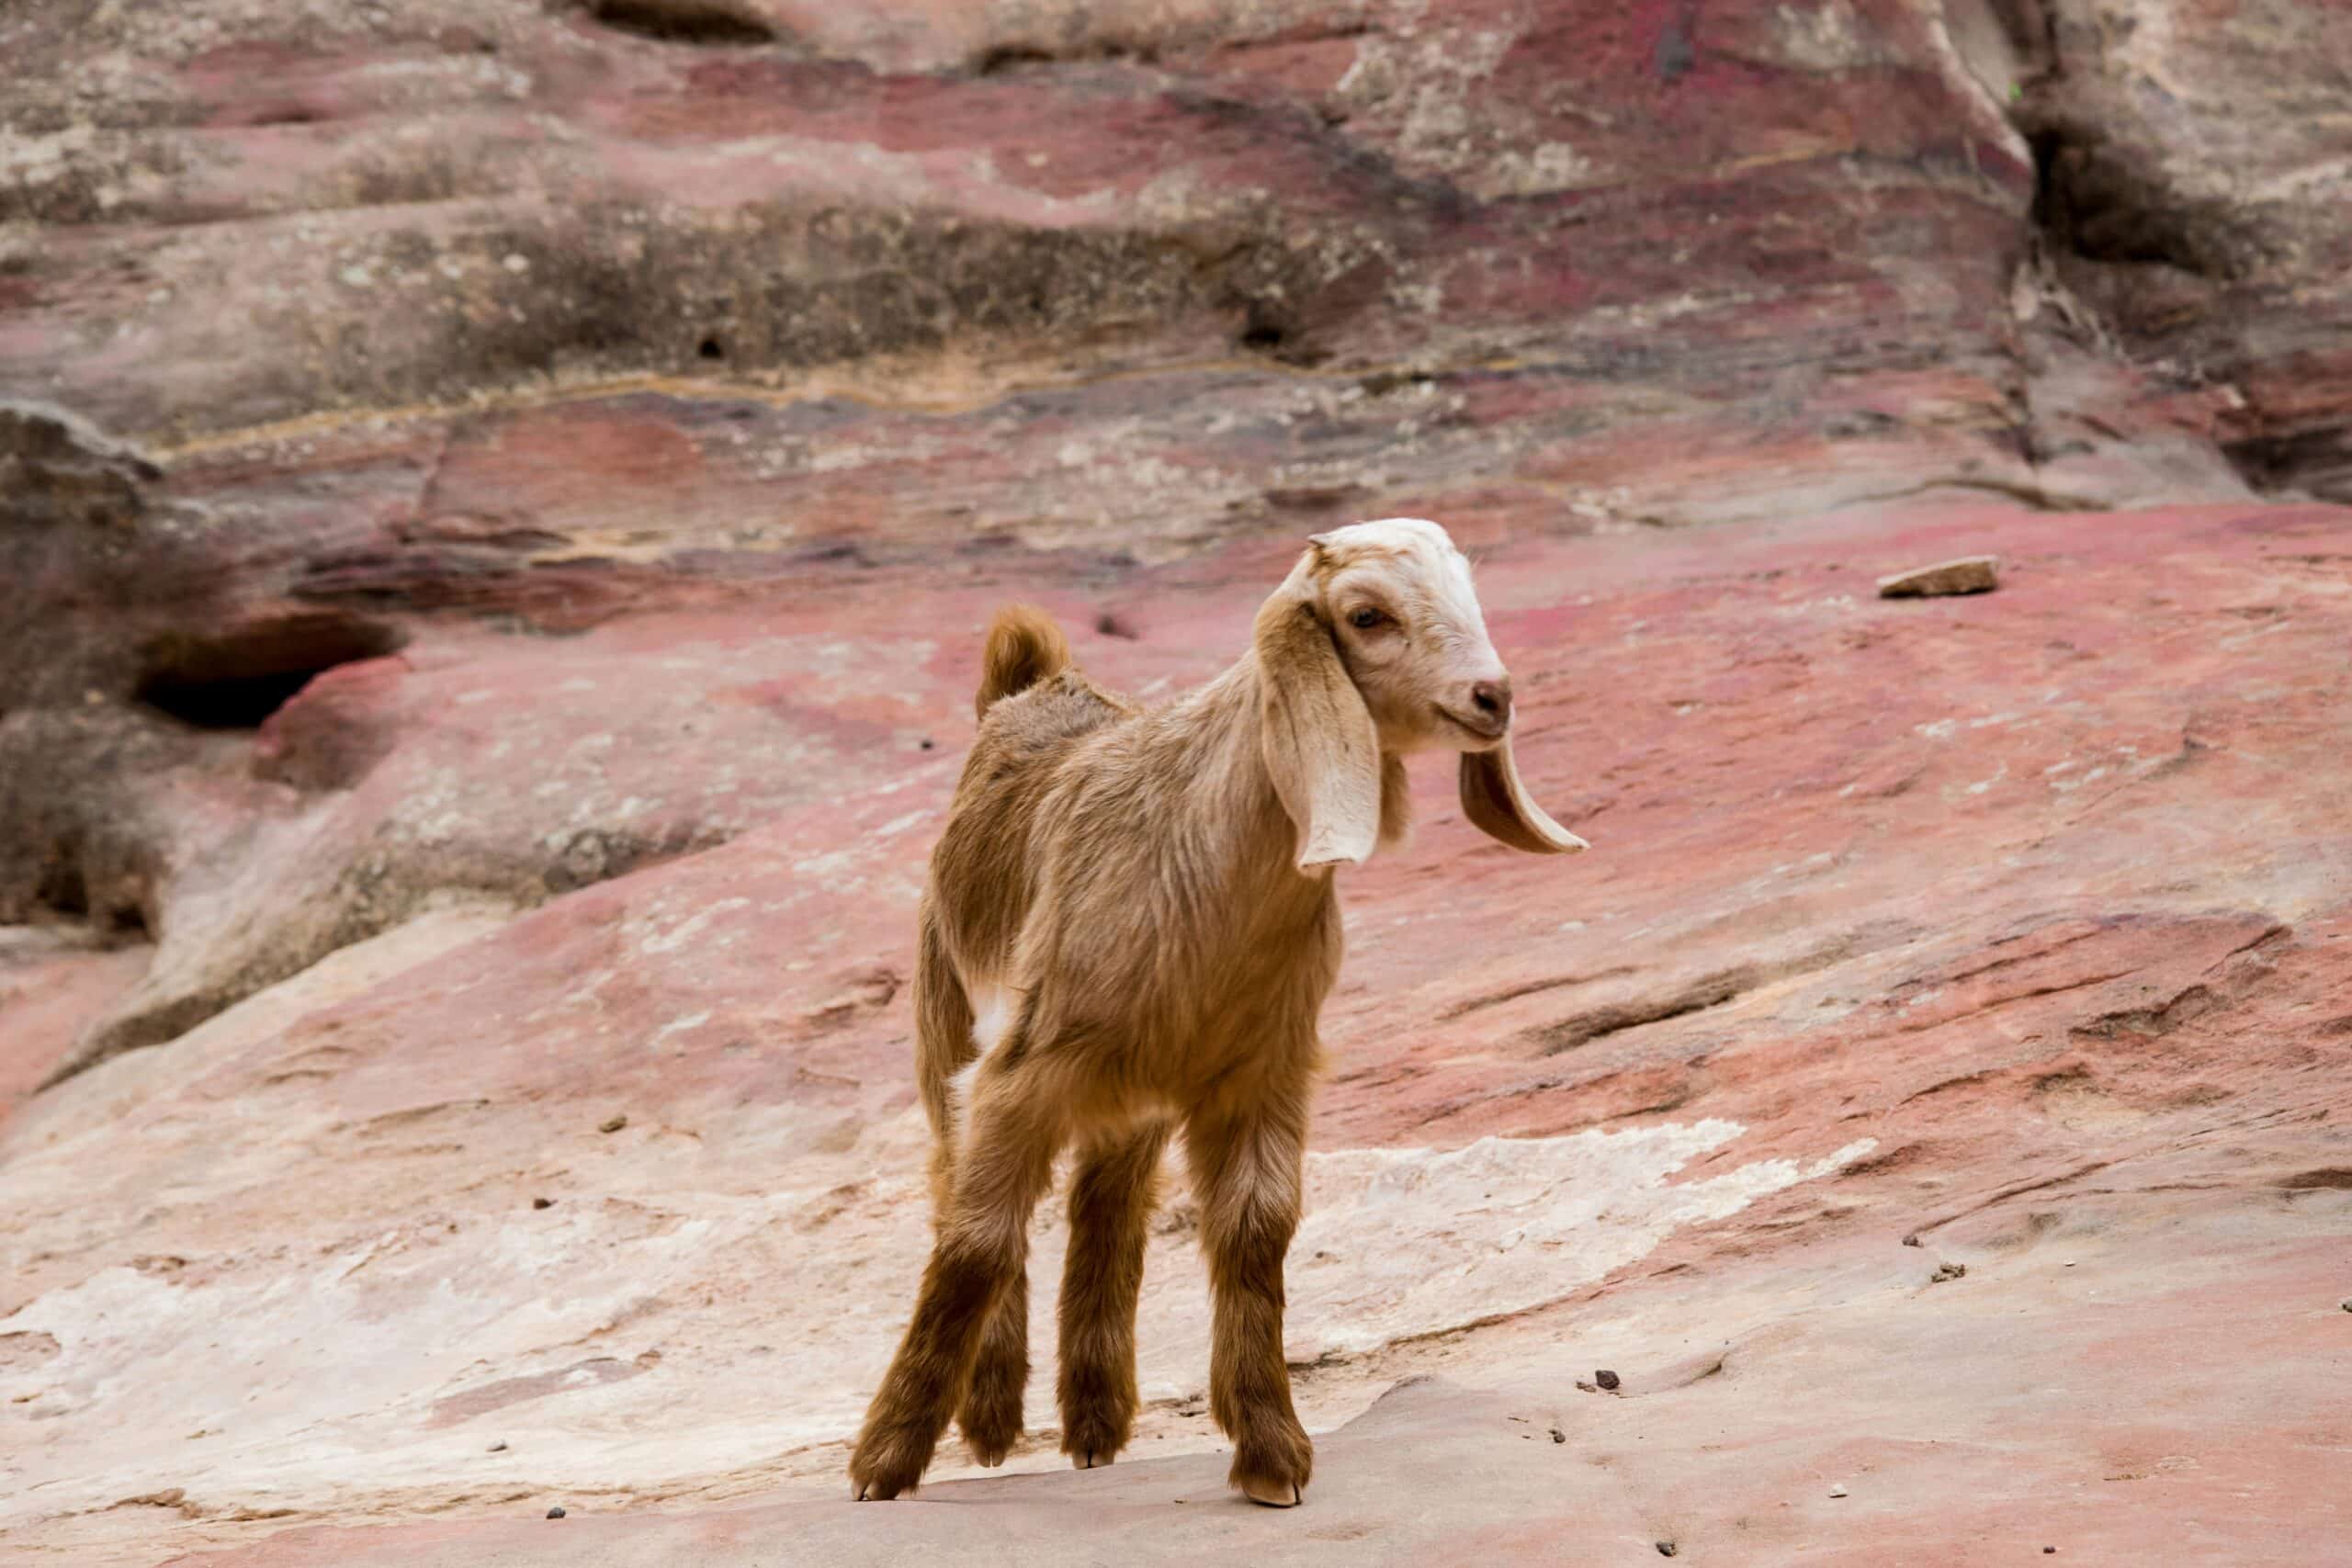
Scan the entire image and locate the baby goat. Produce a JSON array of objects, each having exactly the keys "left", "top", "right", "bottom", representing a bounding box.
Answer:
[{"left": 850, "top": 518, "right": 1583, "bottom": 1507}]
